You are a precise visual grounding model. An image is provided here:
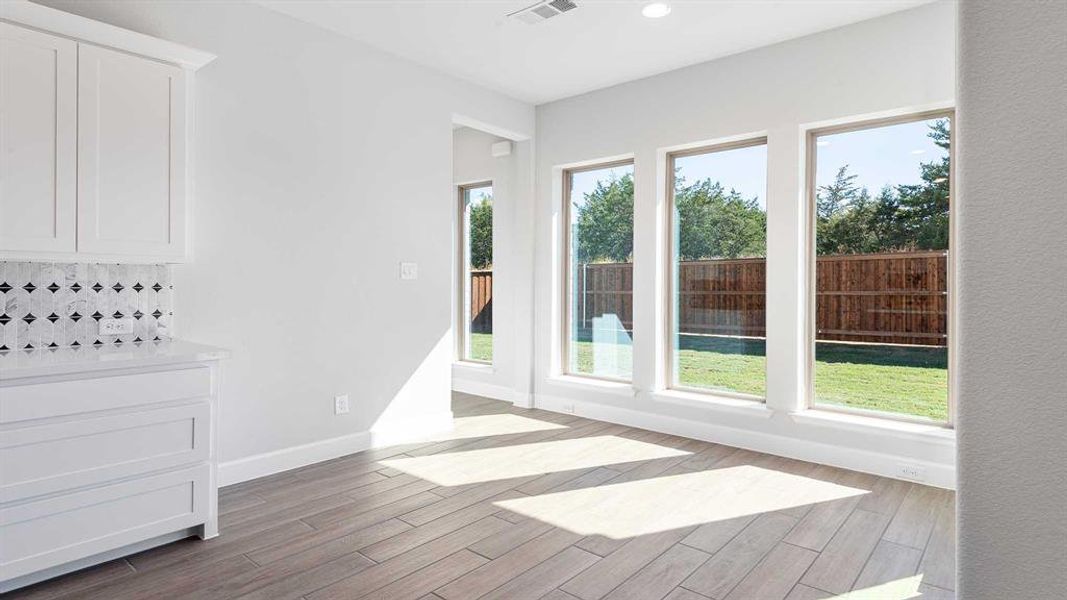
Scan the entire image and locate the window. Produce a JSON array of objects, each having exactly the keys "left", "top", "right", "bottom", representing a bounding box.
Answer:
[
  {"left": 563, "top": 161, "right": 634, "bottom": 380},
  {"left": 810, "top": 112, "right": 953, "bottom": 423},
  {"left": 458, "top": 182, "right": 493, "bottom": 363},
  {"left": 668, "top": 139, "right": 768, "bottom": 398}
]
